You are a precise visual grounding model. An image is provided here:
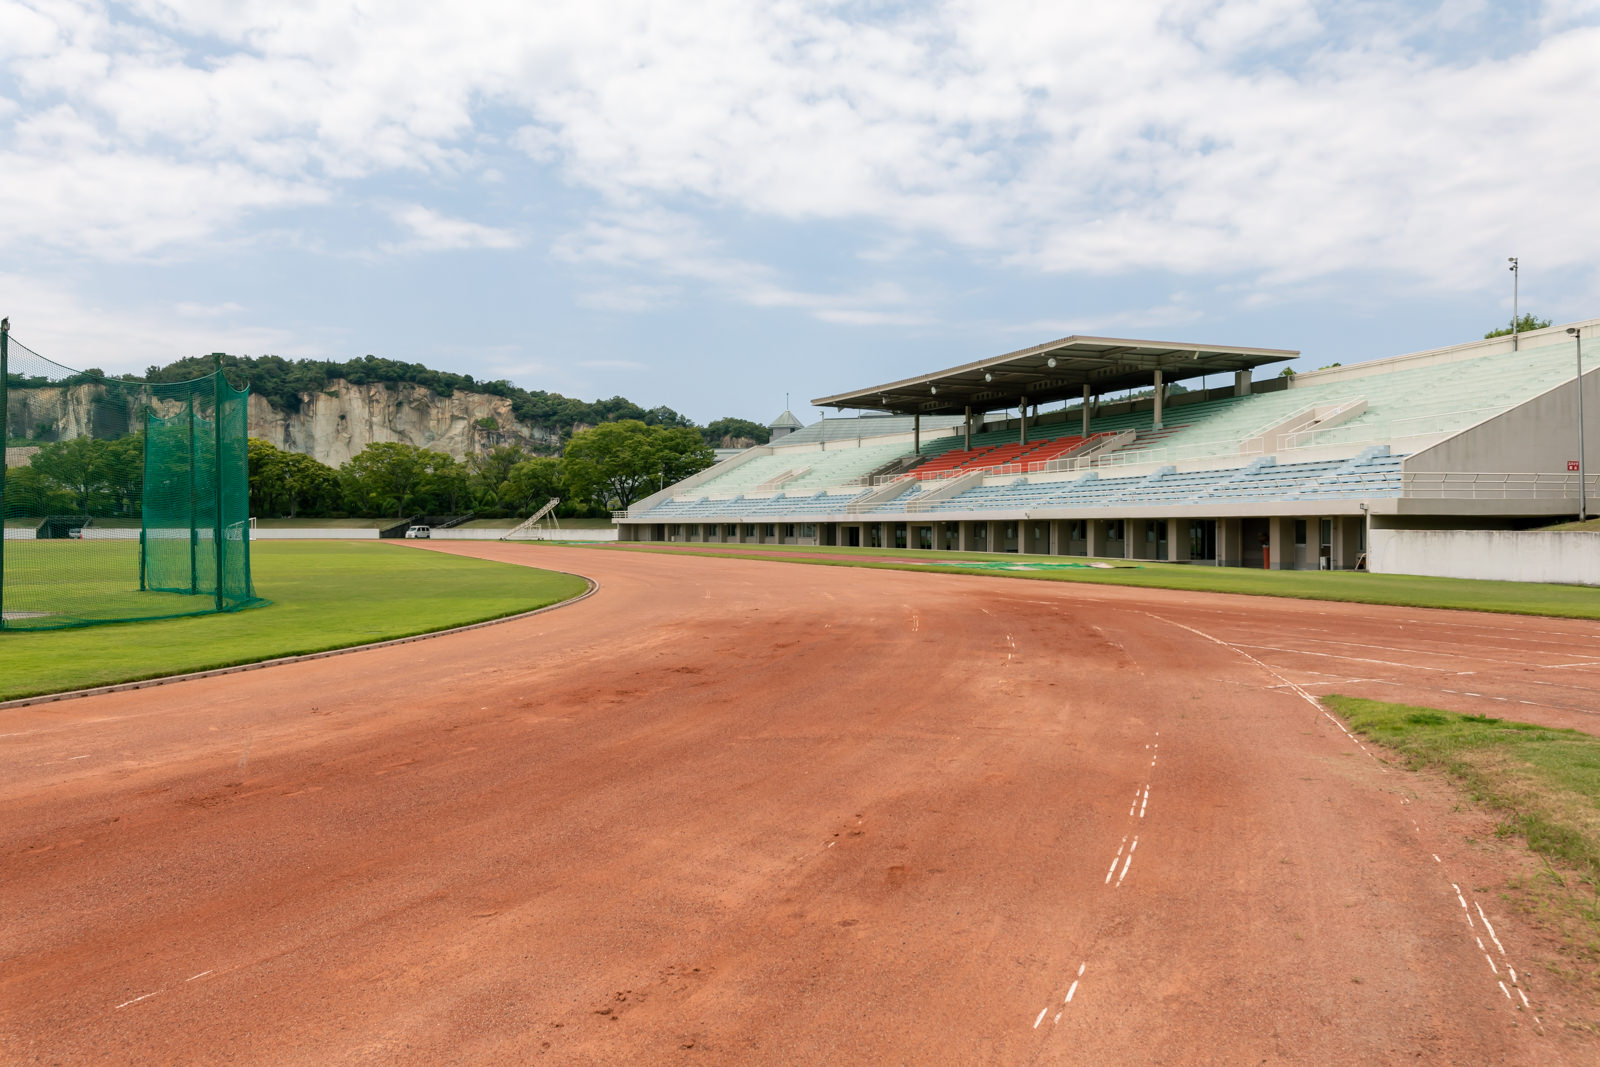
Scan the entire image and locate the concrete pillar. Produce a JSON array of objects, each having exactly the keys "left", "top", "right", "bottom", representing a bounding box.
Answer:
[
  {"left": 1235, "top": 370, "right": 1252, "bottom": 397},
  {"left": 963, "top": 406, "right": 971, "bottom": 450},
  {"left": 1216, "top": 517, "right": 1241, "bottom": 566},
  {"left": 1334, "top": 515, "right": 1362, "bottom": 570},
  {"left": 985, "top": 520, "right": 998, "bottom": 552},
  {"left": 1268, "top": 515, "right": 1292, "bottom": 570},
  {"left": 957, "top": 521, "right": 973, "bottom": 552},
  {"left": 1082, "top": 385, "right": 1091, "bottom": 438},
  {"left": 913, "top": 413, "right": 921, "bottom": 454},
  {"left": 1153, "top": 370, "right": 1164, "bottom": 430},
  {"left": 1086, "top": 519, "right": 1105, "bottom": 559},
  {"left": 1167, "top": 517, "right": 1191, "bottom": 562},
  {"left": 1049, "top": 520, "right": 1062, "bottom": 556},
  {"left": 1019, "top": 395, "right": 1029, "bottom": 445},
  {"left": 880, "top": 522, "right": 893, "bottom": 551}
]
